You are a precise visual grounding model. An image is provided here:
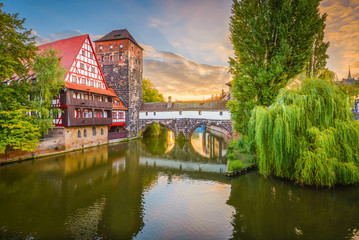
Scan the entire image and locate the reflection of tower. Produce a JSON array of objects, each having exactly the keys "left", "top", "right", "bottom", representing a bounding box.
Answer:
[{"left": 95, "top": 30, "right": 143, "bottom": 138}]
